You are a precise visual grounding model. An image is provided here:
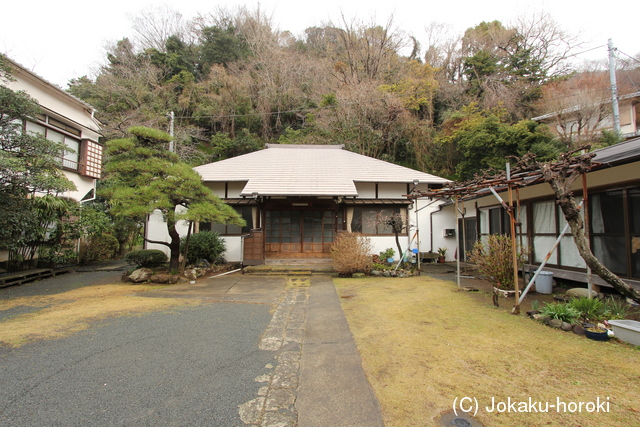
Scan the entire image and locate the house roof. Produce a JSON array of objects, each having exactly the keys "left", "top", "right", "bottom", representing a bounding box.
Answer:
[
  {"left": 194, "top": 144, "right": 450, "bottom": 197},
  {"left": 592, "top": 136, "right": 640, "bottom": 165},
  {"left": 531, "top": 91, "right": 640, "bottom": 122}
]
